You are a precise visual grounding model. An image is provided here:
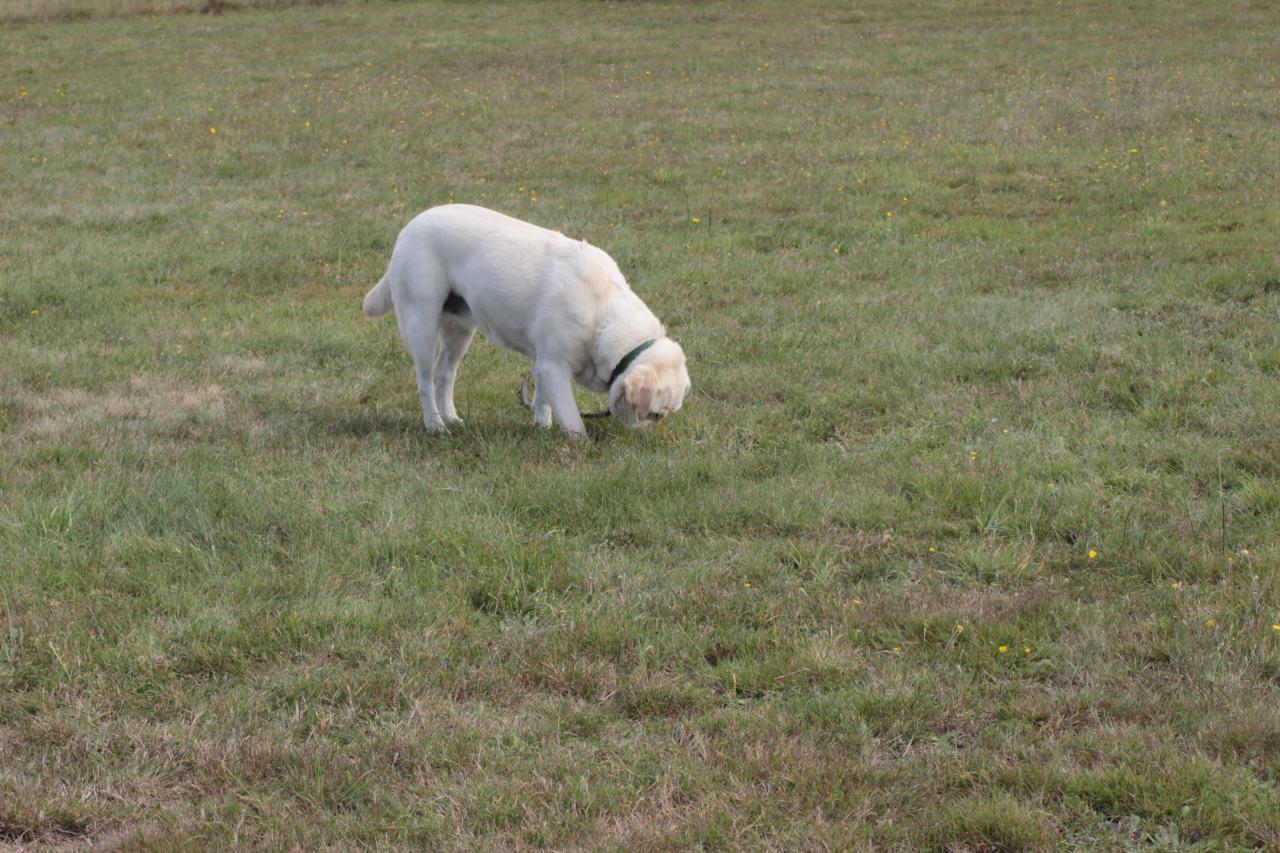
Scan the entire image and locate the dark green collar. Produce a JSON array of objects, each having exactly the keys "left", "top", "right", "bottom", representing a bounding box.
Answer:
[{"left": 608, "top": 339, "right": 658, "bottom": 388}]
